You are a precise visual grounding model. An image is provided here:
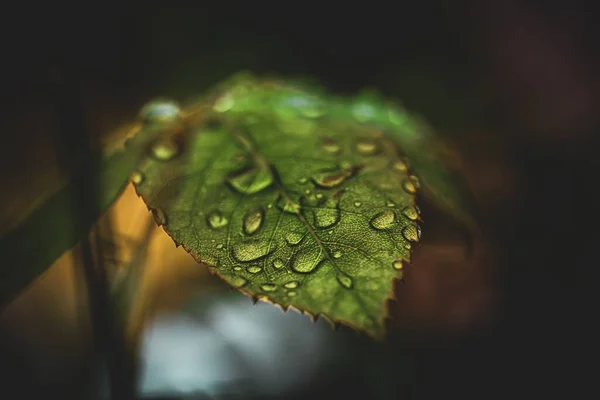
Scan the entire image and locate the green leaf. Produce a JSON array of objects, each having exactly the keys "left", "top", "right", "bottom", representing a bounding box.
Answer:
[
  {"left": 0, "top": 100, "right": 181, "bottom": 308},
  {"left": 133, "top": 76, "right": 429, "bottom": 338}
]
